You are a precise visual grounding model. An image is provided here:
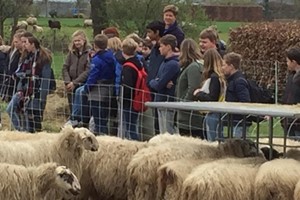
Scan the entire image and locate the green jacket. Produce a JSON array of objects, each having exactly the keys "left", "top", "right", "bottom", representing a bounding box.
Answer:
[{"left": 176, "top": 61, "right": 204, "bottom": 130}]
